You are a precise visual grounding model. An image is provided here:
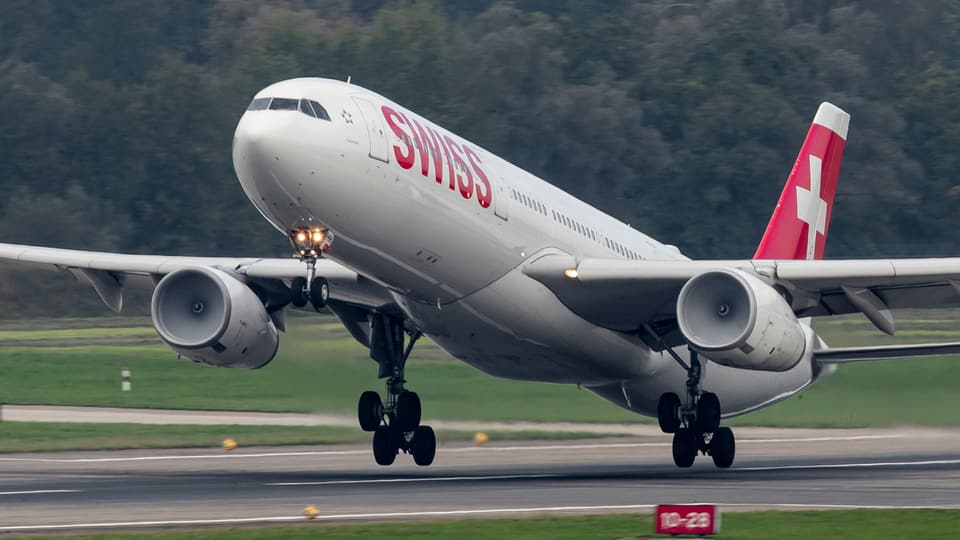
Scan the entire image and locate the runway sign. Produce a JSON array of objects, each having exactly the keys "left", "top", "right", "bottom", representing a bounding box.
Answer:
[{"left": 655, "top": 504, "right": 719, "bottom": 536}]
